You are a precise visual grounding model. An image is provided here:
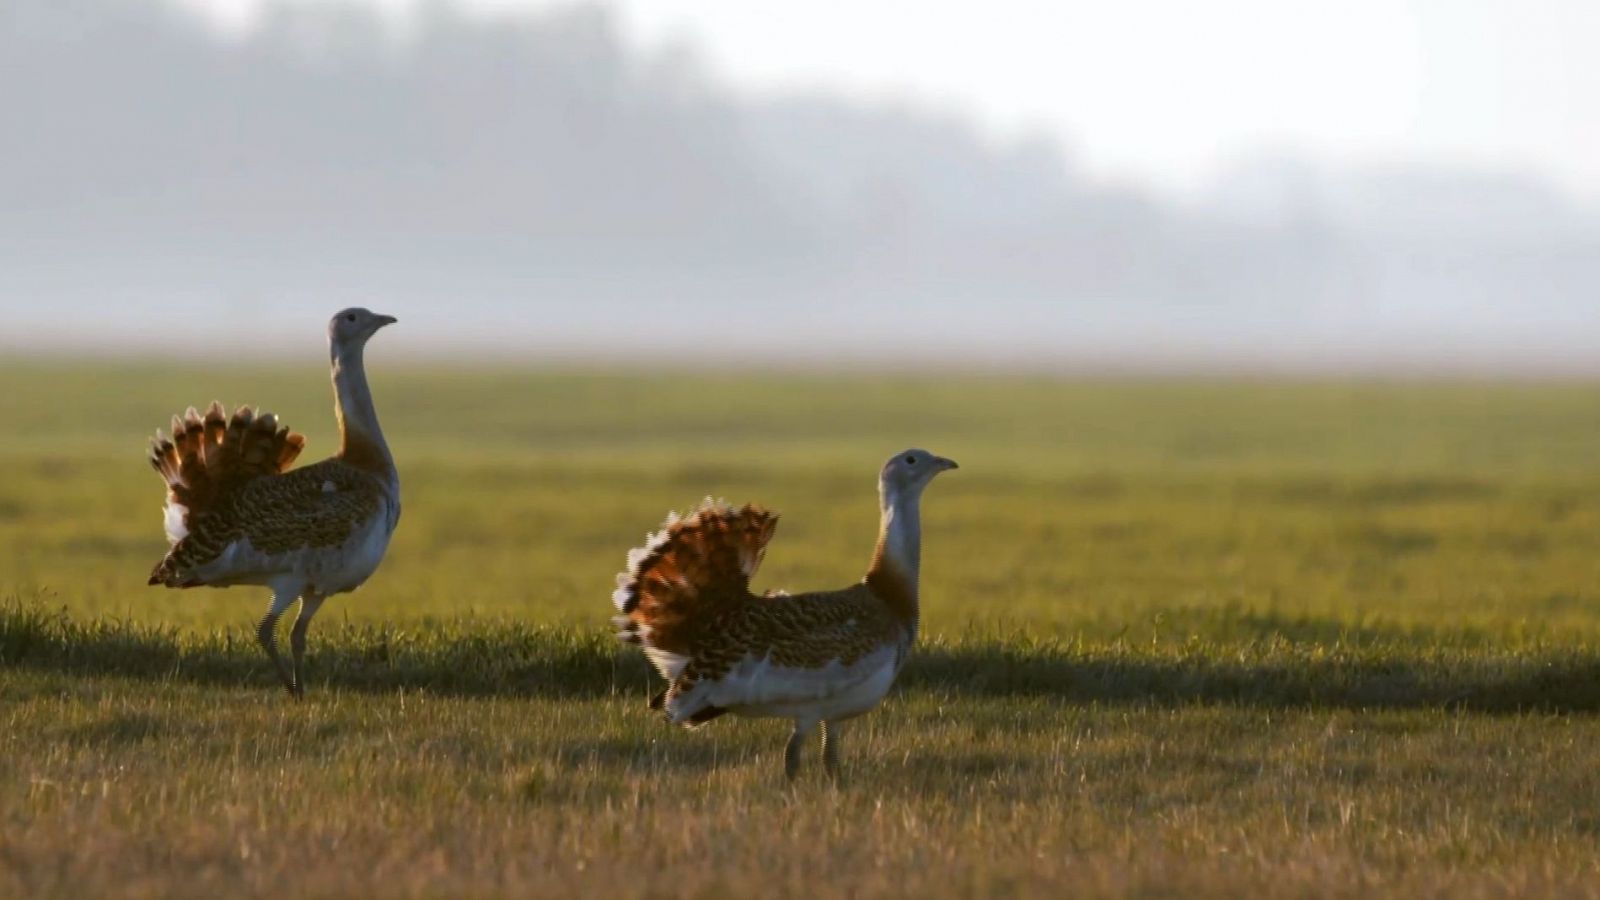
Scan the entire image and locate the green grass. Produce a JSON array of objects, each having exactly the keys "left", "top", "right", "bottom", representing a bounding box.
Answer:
[{"left": 2, "top": 362, "right": 1599, "bottom": 897}]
